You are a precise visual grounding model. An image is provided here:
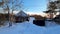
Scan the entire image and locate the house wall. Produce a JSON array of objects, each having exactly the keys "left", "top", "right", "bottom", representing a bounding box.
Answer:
[
  {"left": 45, "top": 13, "right": 53, "bottom": 19},
  {"left": 15, "top": 16, "right": 29, "bottom": 22}
]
